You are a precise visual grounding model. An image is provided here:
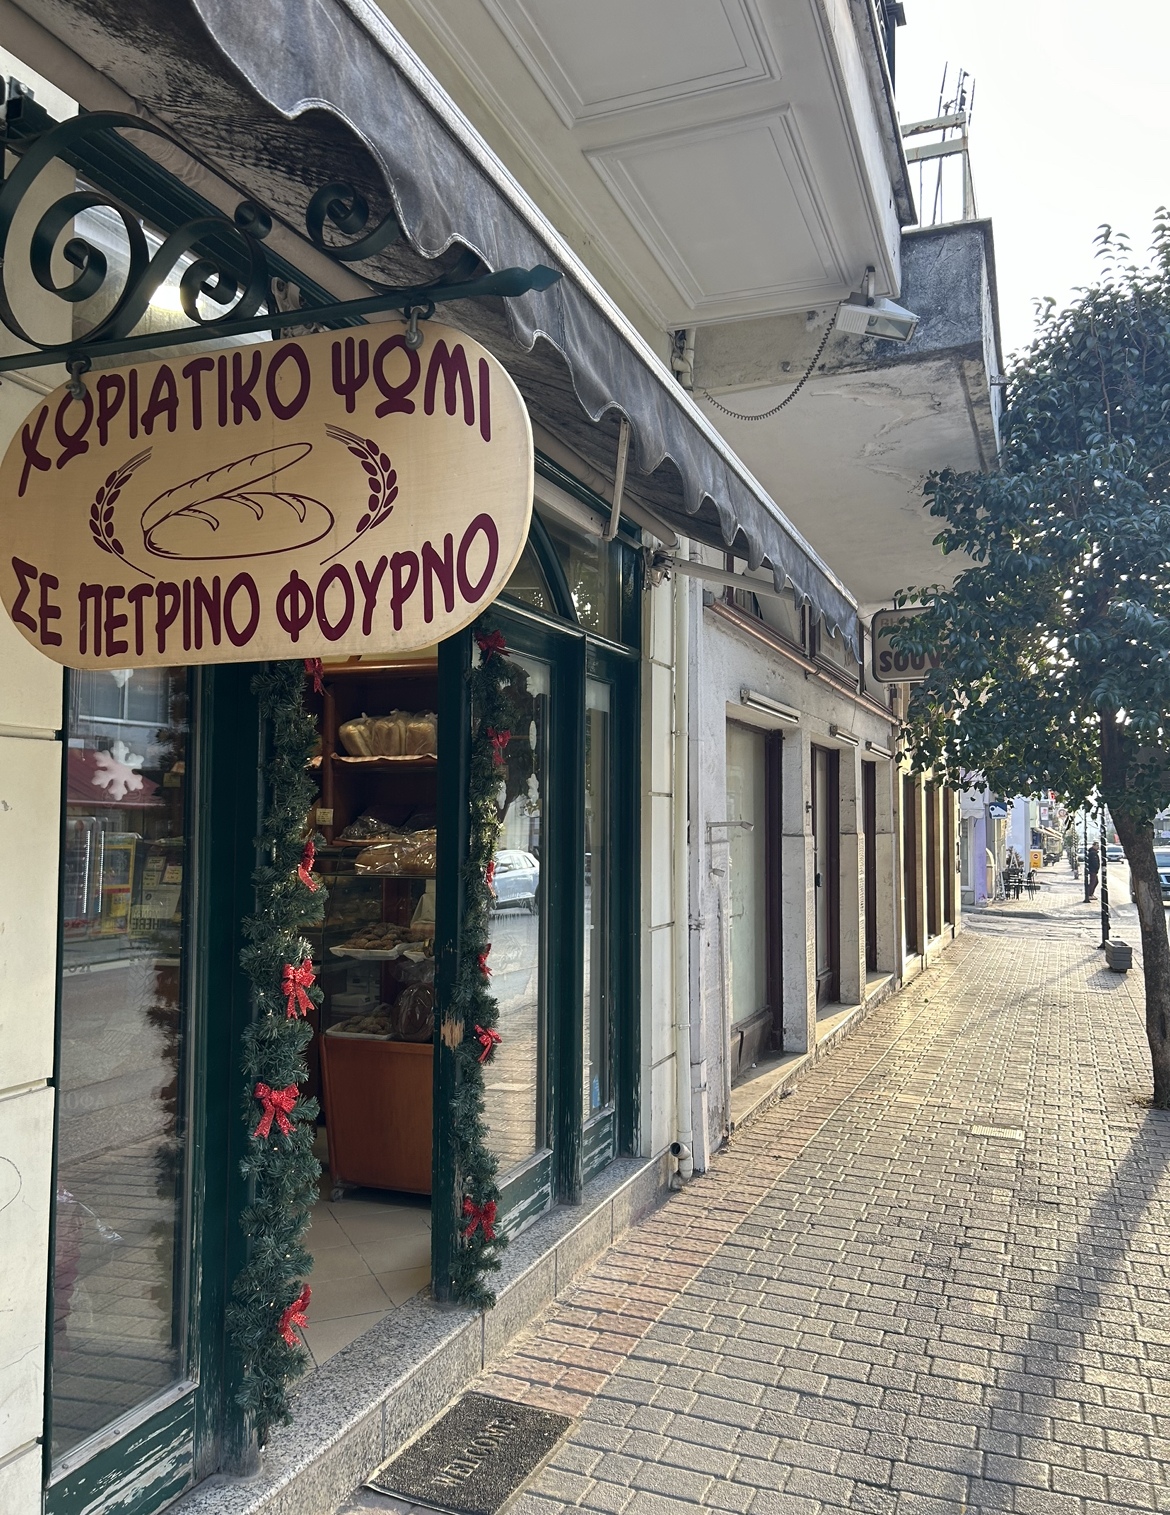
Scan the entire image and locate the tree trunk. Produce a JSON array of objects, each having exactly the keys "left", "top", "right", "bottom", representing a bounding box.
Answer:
[{"left": 1103, "top": 736, "right": 1170, "bottom": 1106}]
